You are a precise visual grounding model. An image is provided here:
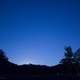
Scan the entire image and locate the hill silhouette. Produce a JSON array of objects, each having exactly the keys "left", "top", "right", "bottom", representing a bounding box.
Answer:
[{"left": 0, "top": 47, "right": 80, "bottom": 80}]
